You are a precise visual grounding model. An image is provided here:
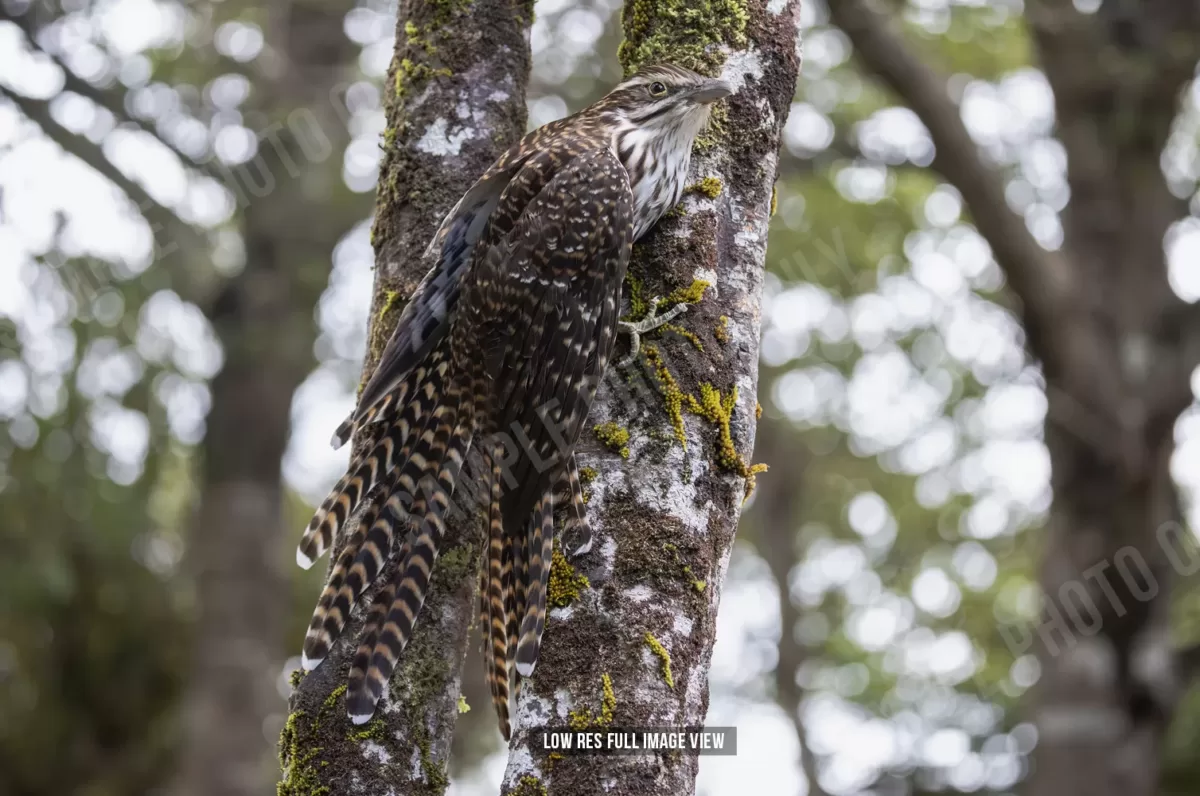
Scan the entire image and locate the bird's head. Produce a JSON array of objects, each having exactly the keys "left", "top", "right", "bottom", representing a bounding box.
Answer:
[{"left": 591, "top": 64, "right": 734, "bottom": 154}]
